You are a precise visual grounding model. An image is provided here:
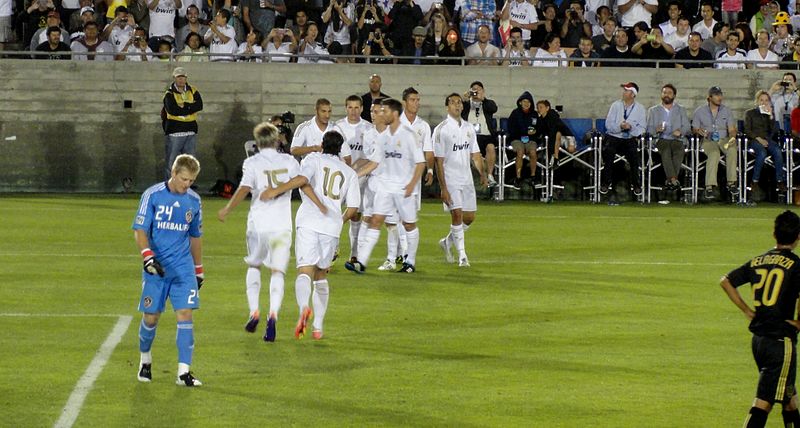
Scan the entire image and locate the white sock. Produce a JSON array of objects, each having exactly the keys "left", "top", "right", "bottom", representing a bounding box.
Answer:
[
  {"left": 245, "top": 267, "right": 261, "bottom": 315},
  {"left": 398, "top": 226, "right": 408, "bottom": 256},
  {"left": 451, "top": 224, "right": 466, "bottom": 258},
  {"left": 405, "top": 227, "right": 420, "bottom": 266},
  {"left": 357, "top": 228, "right": 380, "bottom": 267},
  {"left": 386, "top": 224, "right": 398, "bottom": 261},
  {"left": 295, "top": 274, "right": 312, "bottom": 312},
  {"left": 140, "top": 351, "right": 152, "bottom": 365},
  {"left": 269, "top": 271, "right": 284, "bottom": 318},
  {"left": 348, "top": 220, "right": 361, "bottom": 259},
  {"left": 178, "top": 362, "right": 190, "bottom": 376},
  {"left": 463, "top": 223, "right": 471, "bottom": 232},
  {"left": 311, "top": 280, "right": 329, "bottom": 332}
]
